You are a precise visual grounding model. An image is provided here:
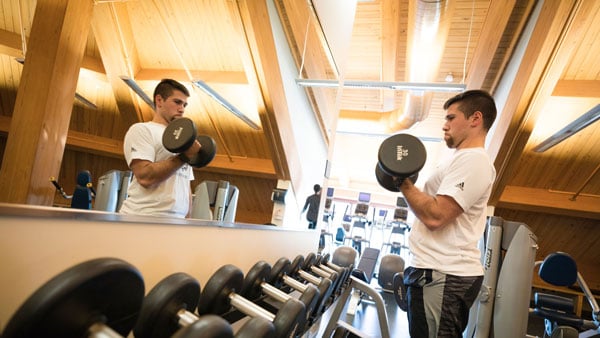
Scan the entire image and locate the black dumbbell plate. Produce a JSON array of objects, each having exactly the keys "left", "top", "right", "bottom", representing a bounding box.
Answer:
[
  {"left": 2, "top": 257, "right": 144, "bottom": 338},
  {"left": 134, "top": 272, "right": 200, "bottom": 338},
  {"left": 197, "top": 264, "right": 244, "bottom": 315},
  {"left": 171, "top": 314, "right": 234, "bottom": 338},
  {"left": 163, "top": 118, "right": 197, "bottom": 153},
  {"left": 241, "top": 261, "right": 271, "bottom": 301},
  {"left": 378, "top": 133, "right": 427, "bottom": 176}
]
